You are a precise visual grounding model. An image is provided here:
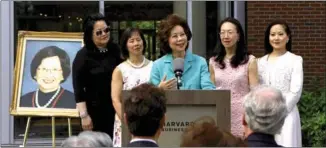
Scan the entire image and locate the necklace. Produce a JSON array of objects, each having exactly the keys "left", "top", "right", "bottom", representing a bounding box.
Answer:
[
  {"left": 126, "top": 56, "right": 146, "bottom": 68},
  {"left": 35, "top": 86, "right": 61, "bottom": 108},
  {"left": 98, "top": 47, "right": 108, "bottom": 53}
]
